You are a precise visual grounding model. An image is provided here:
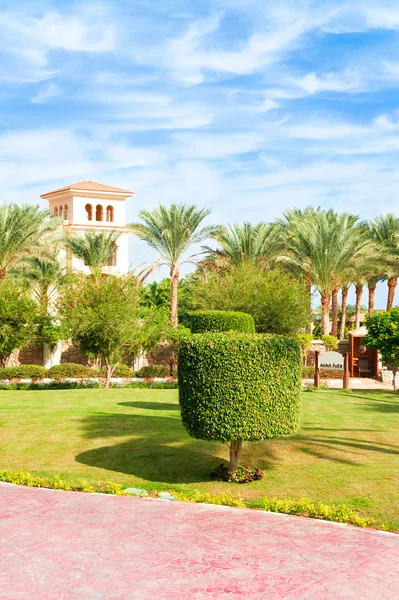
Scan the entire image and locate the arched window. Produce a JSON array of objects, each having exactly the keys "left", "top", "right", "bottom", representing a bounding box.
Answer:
[
  {"left": 54, "top": 207, "right": 58, "bottom": 216},
  {"left": 85, "top": 204, "right": 93, "bottom": 221},
  {"left": 59, "top": 205, "right": 63, "bottom": 219},
  {"left": 108, "top": 243, "right": 117, "bottom": 267},
  {"left": 96, "top": 204, "right": 103, "bottom": 221},
  {"left": 106, "top": 205, "right": 114, "bottom": 223},
  {"left": 64, "top": 204, "right": 69, "bottom": 220}
]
